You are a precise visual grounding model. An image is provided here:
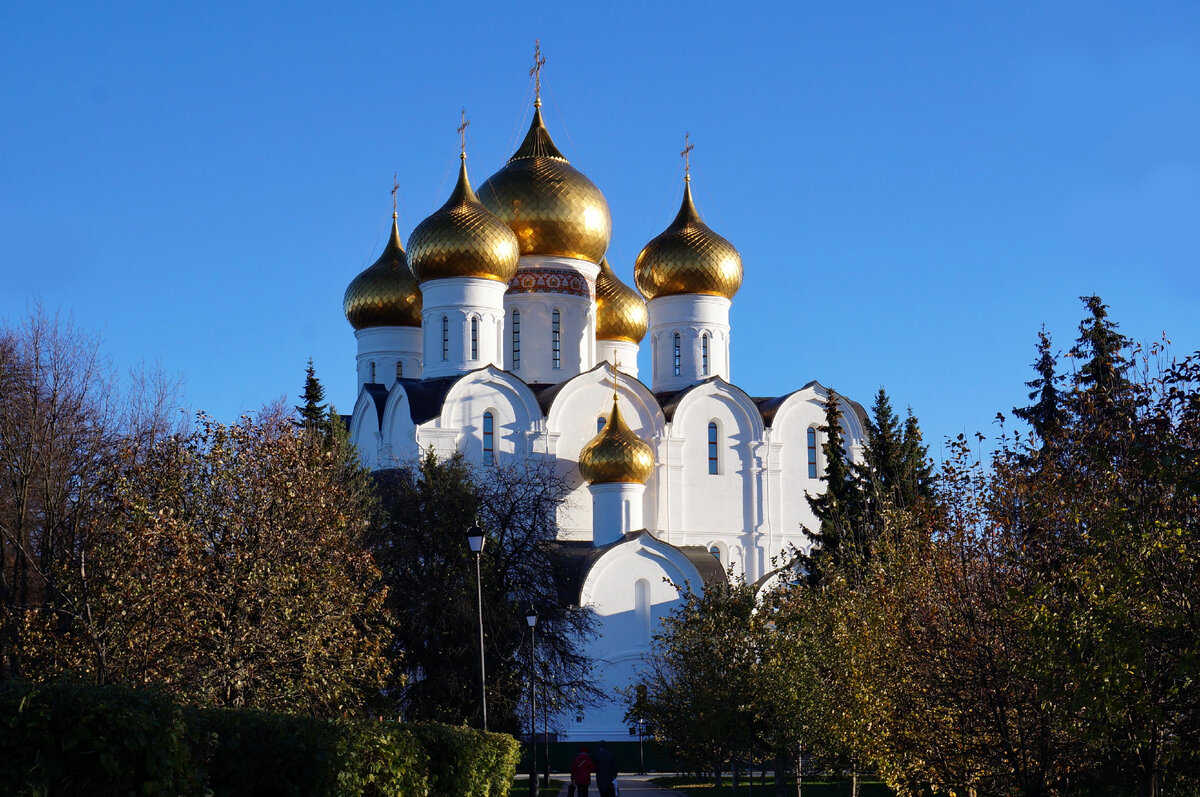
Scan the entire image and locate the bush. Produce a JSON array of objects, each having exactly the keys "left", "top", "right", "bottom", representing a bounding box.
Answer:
[
  {"left": 0, "top": 681, "right": 518, "bottom": 796},
  {"left": 0, "top": 680, "right": 197, "bottom": 796}
]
